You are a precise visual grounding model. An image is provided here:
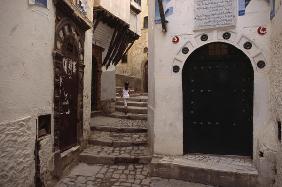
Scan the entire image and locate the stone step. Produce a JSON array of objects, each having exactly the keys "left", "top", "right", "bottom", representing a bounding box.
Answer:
[
  {"left": 91, "top": 110, "right": 103, "bottom": 118},
  {"left": 108, "top": 112, "right": 147, "bottom": 120},
  {"left": 89, "top": 131, "right": 148, "bottom": 147},
  {"left": 139, "top": 93, "right": 148, "bottom": 96},
  {"left": 116, "top": 96, "right": 148, "bottom": 102},
  {"left": 116, "top": 101, "right": 148, "bottom": 107},
  {"left": 116, "top": 106, "right": 147, "bottom": 114},
  {"left": 151, "top": 155, "right": 258, "bottom": 187},
  {"left": 79, "top": 146, "right": 152, "bottom": 164},
  {"left": 91, "top": 125, "right": 147, "bottom": 133},
  {"left": 90, "top": 116, "right": 147, "bottom": 133}
]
